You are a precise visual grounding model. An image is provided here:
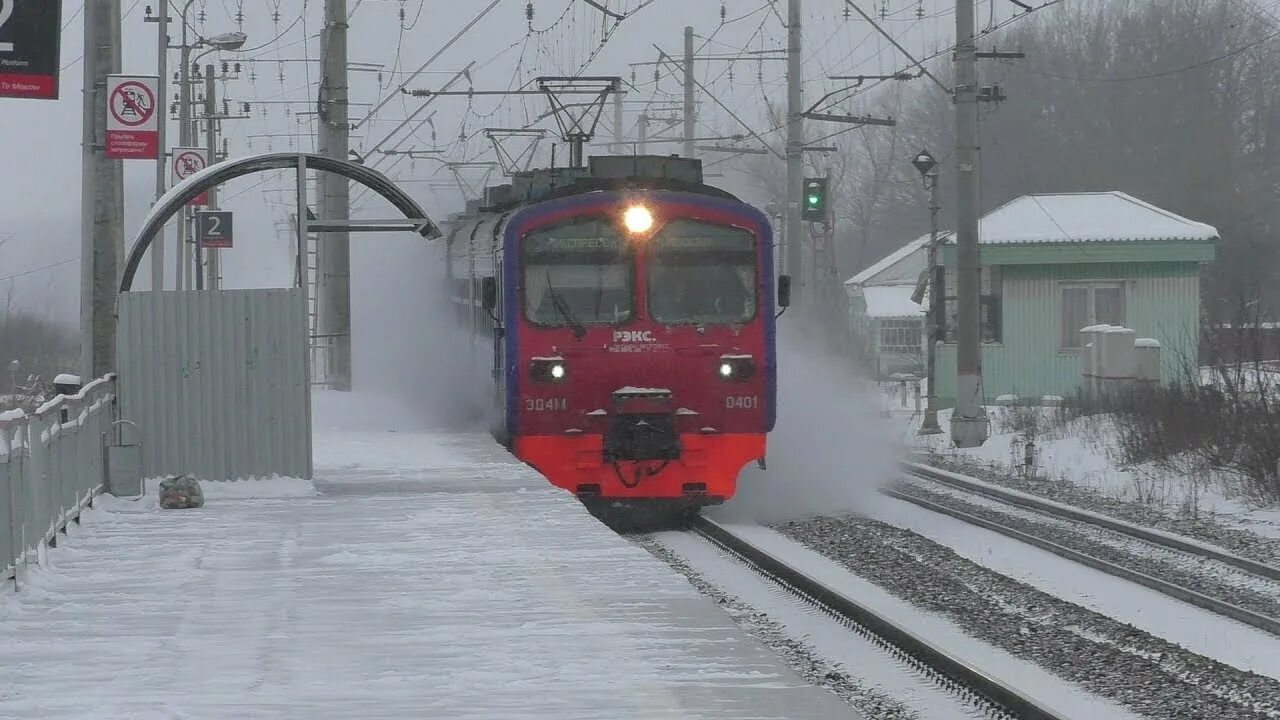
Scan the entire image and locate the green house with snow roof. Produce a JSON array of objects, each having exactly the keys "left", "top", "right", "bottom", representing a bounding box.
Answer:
[
  {"left": 843, "top": 234, "right": 930, "bottom": 378},
  {"left": 932, "top": 191, "right": 1217, "bottom": 407}
]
